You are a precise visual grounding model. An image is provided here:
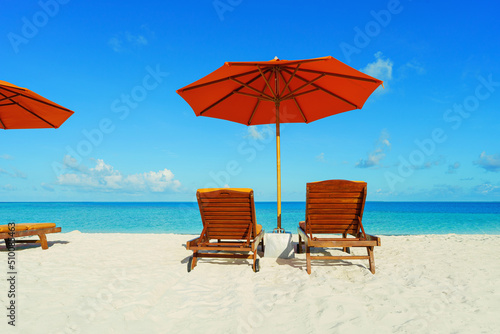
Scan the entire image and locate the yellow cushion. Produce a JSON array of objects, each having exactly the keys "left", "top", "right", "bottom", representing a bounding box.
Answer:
[
  {"left": 299, "top": 221, "right": 306, "bottom": 231},
  {"left": 24, "top": 223, "right": 56, "bottom": 230},
  {"left": 0, "top": 224, "right": 28, "bottom": 233},
  {"left": 0, "top": 223, "right": 56, "bottom": 233},
  {"left": 197, "top": 188, "right": 253, "bottom": 193},
  {"left": 256, "top": 224, "right": 263, "bottom": 236},
  {"left": 308, "top": 180, "right": 365, "bottom": 184}
]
